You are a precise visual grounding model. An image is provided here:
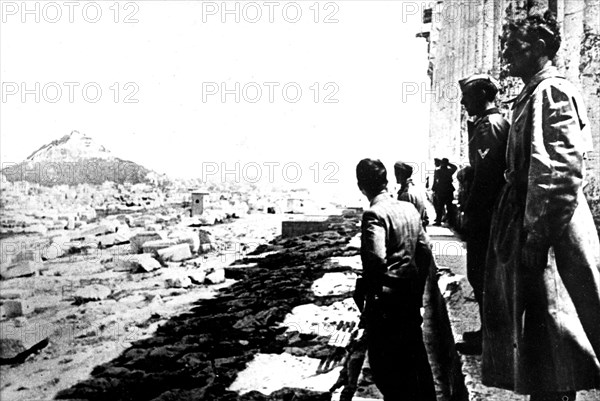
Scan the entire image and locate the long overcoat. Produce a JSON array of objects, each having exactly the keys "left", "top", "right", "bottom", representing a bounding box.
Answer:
[{"left": 482, "top": 65, "right": 600, "bottom": 393}]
